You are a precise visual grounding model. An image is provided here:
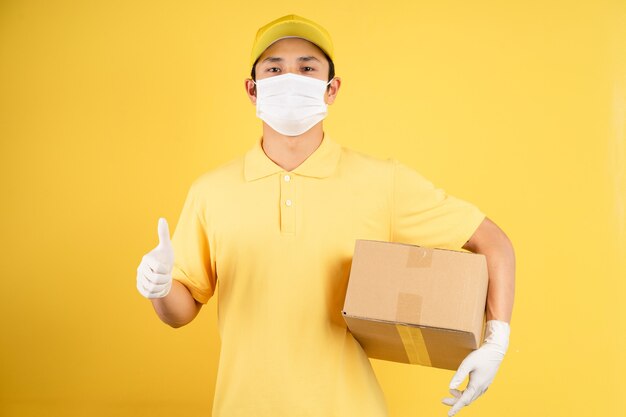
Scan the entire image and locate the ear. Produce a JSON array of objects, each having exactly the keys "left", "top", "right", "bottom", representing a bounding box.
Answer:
[
  {"left": 325, "top": 76, "right": 341, "bottom": 105},
  {"left": 245, "top": 78, "right": 257, "bottom": 105}
]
